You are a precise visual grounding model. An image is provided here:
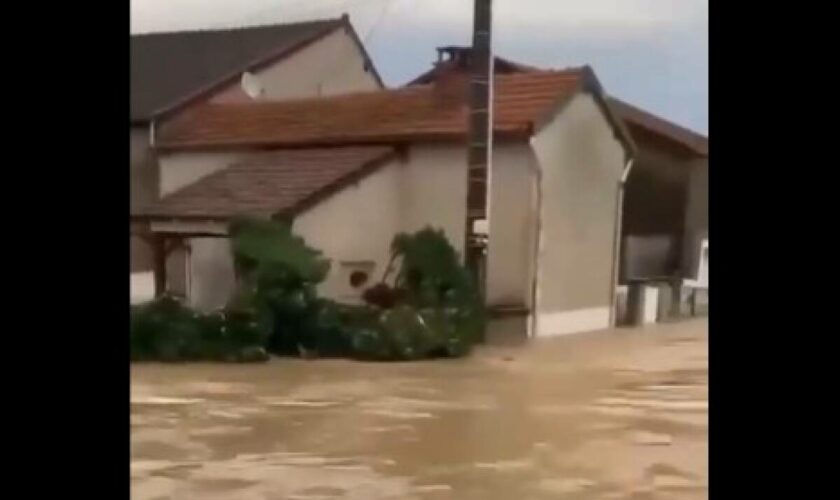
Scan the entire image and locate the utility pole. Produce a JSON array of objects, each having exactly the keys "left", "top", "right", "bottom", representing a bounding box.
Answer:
[{"left": 464, "top": 0, "right": 493, "bottom": 296}]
